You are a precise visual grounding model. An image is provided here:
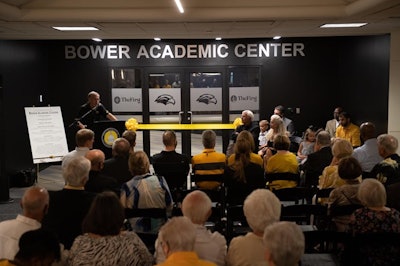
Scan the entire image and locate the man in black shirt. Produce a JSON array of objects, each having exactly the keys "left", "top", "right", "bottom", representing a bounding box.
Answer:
[
  {"left": 76, "top": 91, "right": 117, "bottom": 129},
  {"left": 231, "top": 110, "right": 260, "bottom": 153}
]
